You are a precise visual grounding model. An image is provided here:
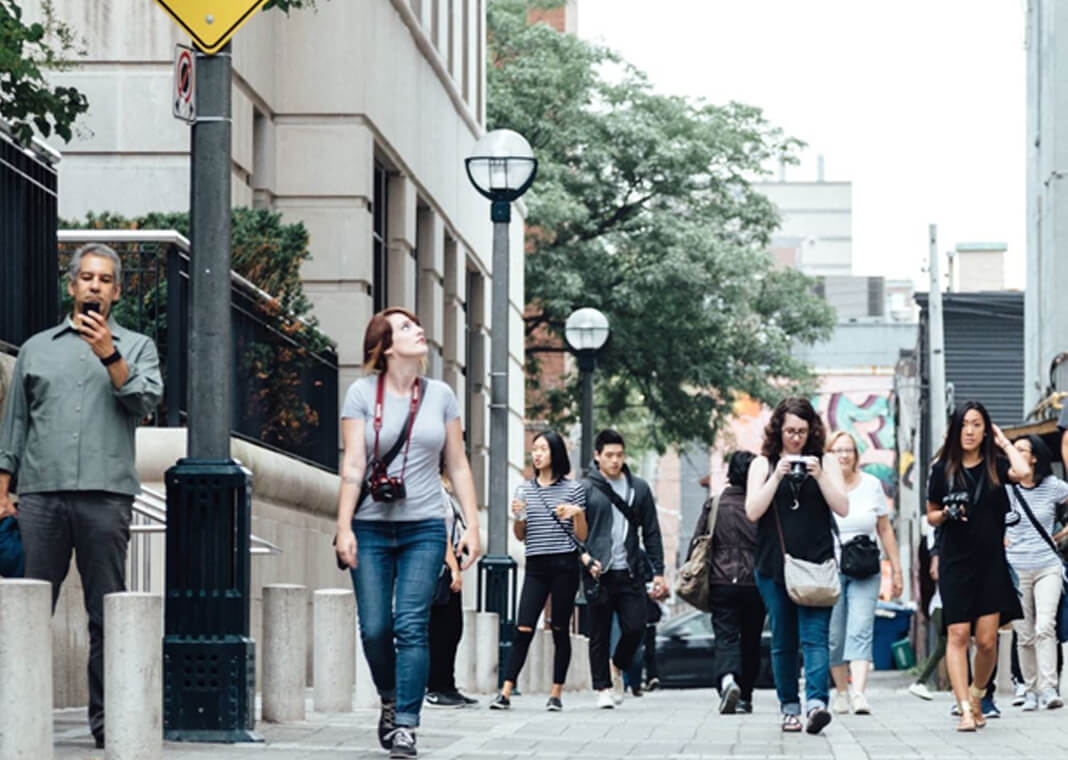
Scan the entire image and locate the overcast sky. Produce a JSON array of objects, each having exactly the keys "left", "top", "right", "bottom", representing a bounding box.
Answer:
[{"left": 577, "top": 0, "right": 1028, "bottom": 289}]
